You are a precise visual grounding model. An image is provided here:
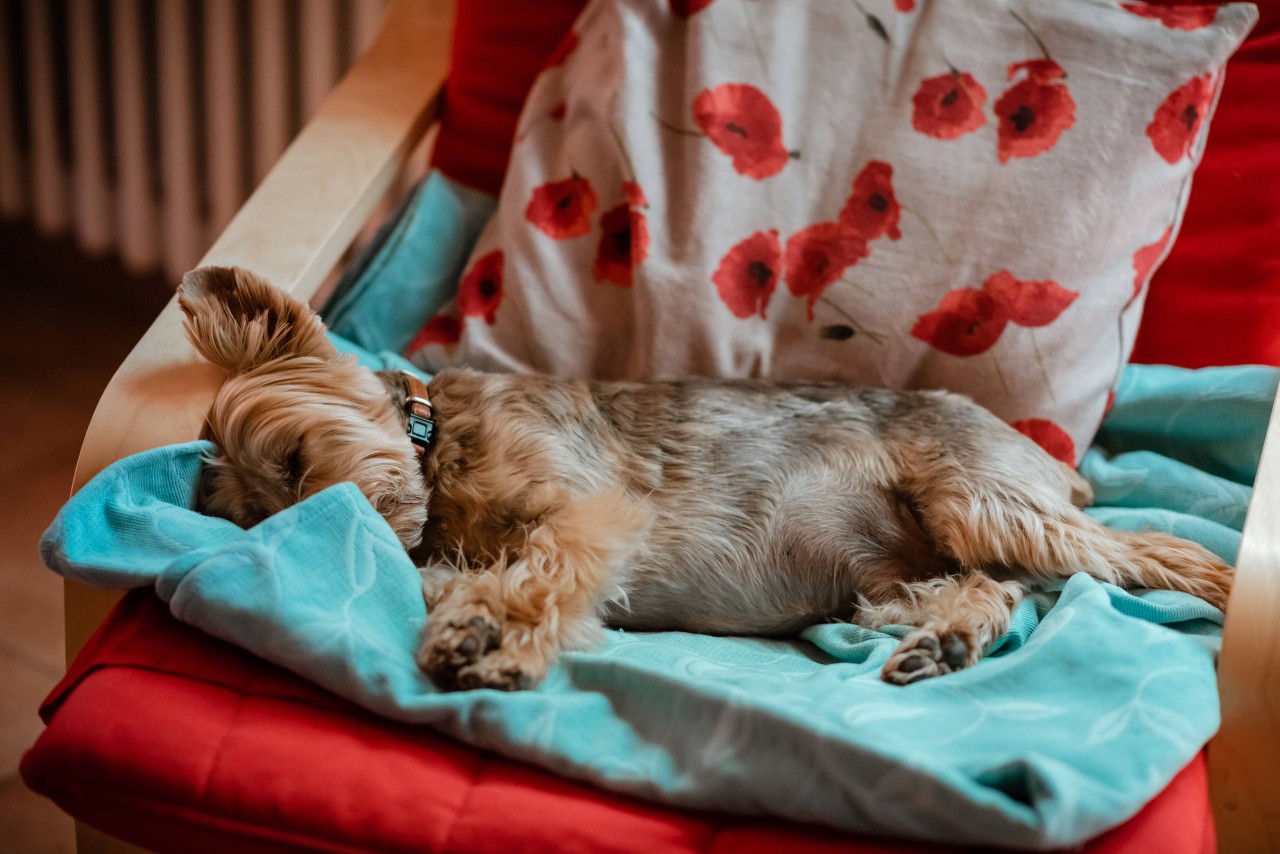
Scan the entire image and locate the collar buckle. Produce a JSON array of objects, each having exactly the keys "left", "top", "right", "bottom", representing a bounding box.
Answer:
[
  {"left": 407, "top": 412, "right": 435, "bottom": 449},
  {"left": 399, "top": 371, "right": 436, "bottom": 455}
]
